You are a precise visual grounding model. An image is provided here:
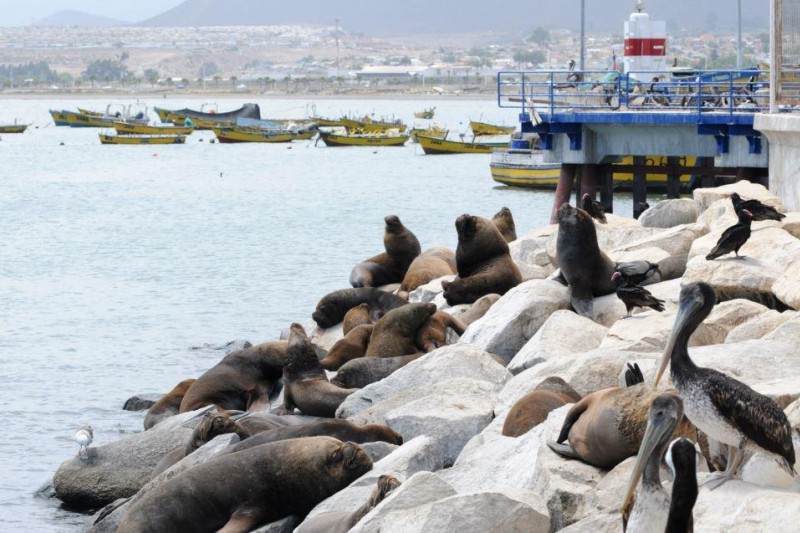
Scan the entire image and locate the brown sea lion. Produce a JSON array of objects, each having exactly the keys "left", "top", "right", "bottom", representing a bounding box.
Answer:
[
  {"left": 330, "top": 353, "right": 423, "bottom": 389},
  {"left": 350, "top": 215, "right": 421, "bottom": 288},
  {"left": 452, "top": 293, "right": 501, "bottom": 327},
  {"left": 442, "top": 214, "right": 522, "bottom": 305},
  {"left": 295, "top": 475, "right": 401, "bottom": 533},
  {"left": 116, "top": 437, "right": 373, "bottom": 533},
  {"left": 144, "top": 378, "right": 196, "bottom": 430},
  {"left": 342, "top": 303, "right": 382, "bottom": 334},
  {"left": 283, "top": 324, "right": 358, "bottom": 417},
  {"left": 151, "top": 411, "right": 251, "bottom": 478},
  {"left": 233, "top": 412, "right": 320, "bottom": 435},
  {"left": 320, "top": 324, "right": 374, "bottom": 371},
  {"left": 502, "top": 377, "right": 582, "bottom": 437},
  {"left": 555, "top": 203, "right": 617, "bottom": 317},
  {"left": 397, "top": 247, "right": 457, "bottom": 299},
  {"left": 312, "top": 287, "right": 408, "bottom": 329},
  {"left": 492, "top": 206, "right": 518, "bottom": 242},
  {"left": 547, "top": 383, "right": 697, "bottom": 469},
  {"left": 415, "top": 311, "right": 467, "bottom": 352},
  {"left": 179, "top": 341, "right": 287, "bottom": 413},
  {"left": 365, "top": 302, "right": 437, "bottom": 357},
  {"left": 224, "top": 419, "right": 402, "bottom": 455}
]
